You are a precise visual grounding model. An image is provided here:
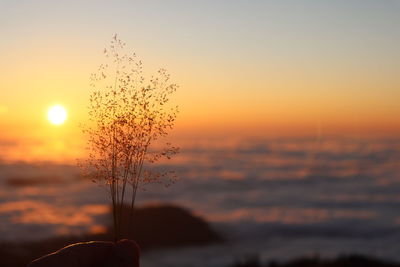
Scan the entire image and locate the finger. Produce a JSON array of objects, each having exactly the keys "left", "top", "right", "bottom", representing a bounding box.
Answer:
[
  {"left": 114, "top": 239, "right": 141, "bottom": 267},
  {"left": 28, "top": 241, "right": 114, "bottom": 267}
]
